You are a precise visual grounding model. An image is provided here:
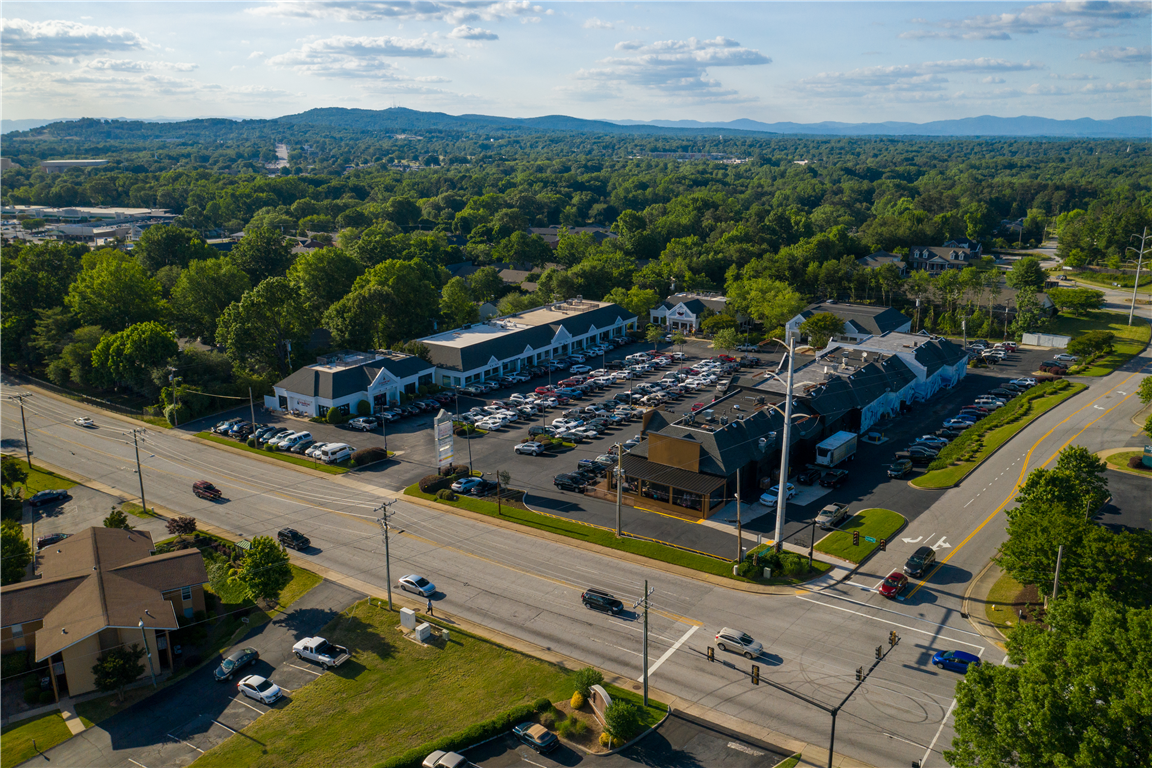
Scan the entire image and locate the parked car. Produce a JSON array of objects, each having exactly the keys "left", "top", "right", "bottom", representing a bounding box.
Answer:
[
  {"left": 581, "top": 587, "right": 624, "bottom": 614},
  {"left": 795, "top": 466, "right": 821, "bottom": 485},
  {"left": 1012, "top": 377, "right": 1037, "bottom": 387},
  {"left": 1053, "top": 353, "right": 1078, "bottom": 363},
  {"left": 878, "top": 572, "right": 908, "bottom": 599},
  {"left": 906, "top": 445, "right": 940, "bottom": 458},
  {"left": 512, "top": 723, "right": 559, "bottom": 753},
  {"left": 36, "top": 532, "right": 70, "bottom": 550},
  {"left": 893, "top": 450, "right": 934, "bottom": 466},
  {"left": 292, "top": 636, "right": 350, "bottom": 669},
  {"left": 989, "top": 387, "right": 1018, "bottom": 398},
  {"left": 819, "top": 469, "right": 849, "bottom": 489},
  {"left": 214, "top": 647, "right": 259, "bottom": 681},
  {"left": 914, "top": 435, "right": 949, "bottom": 448},
  {"left": 554, "top": 474, "right": 587, "bottom": 492},
  {"left": 451, "top": 477, "right": 483, "bottom": 493},
  {"left": 423, "top": 752, "right": 474, "bottom": 768},
  {"left": 888, "top": 459, "right": 914, "bottom": 478},
  {"left": 398, "top": 574, "right": 436, "bottom": 597},
  {"left": 237, "top": 675, "right": 283, "bottom": 704},
  {"left": 932, "top": 649, "right": 982, "bottom": 673},
  {"left": 290, "top": 438, "right": 315, "bottom": 454},
  {"left": 515, "top": 441, "right": 546, "bottom": 456},
  {"left": 904, "top": 545, "right": 937, "bottom": 577},
  {"left": 714, "top": 627, "right": 763, "bottom": 659},
  {"left": 943, "top": 418, "right": 975, "bottom": 430},
  {"left": 28, "top": 489, "right": 70, "bottom": 507},
  {"left": 816, "top": 502, "right": 850, "bottom": 530},
  {"left": 759, "top": 483, "right": 796, "bottom": 506},
  {"left": 348, "top": 416, "right": 378, "bottom": 431},
  {"left": 214, "top": 418, "right": 243, "bottom": 433}
]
